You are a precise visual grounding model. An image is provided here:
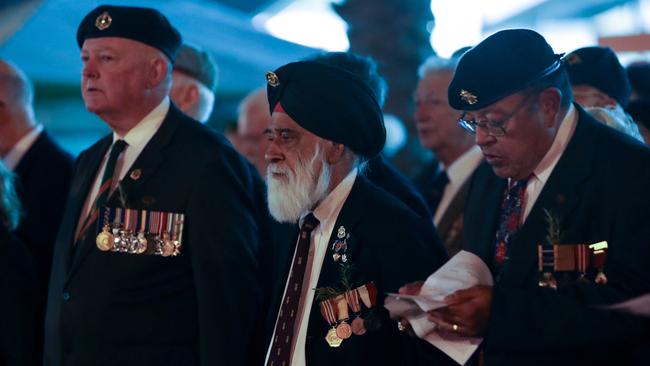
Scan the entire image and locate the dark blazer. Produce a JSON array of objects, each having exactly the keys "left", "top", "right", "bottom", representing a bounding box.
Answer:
[
  {"left": 365, "top": 155, "right": 430, "bottom": 218},
  {"left": 413, "top": 158, "right": 474, "bottom": 257},
  {"left": 266, "top": 175, "right": 453, "bottom": 366},
  {"left": 13, "top": 130, "right": 73, "bottom": 286},
  {"left": 44, "top": 105, "right": 262, "bottom": 366},
  {"left": 463, "top": 106, "right": 650, "bottom": 366},
  {"left": 0, "top": 227, "right": 39, "bottom": 366}
]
